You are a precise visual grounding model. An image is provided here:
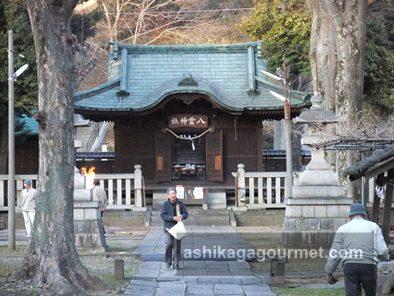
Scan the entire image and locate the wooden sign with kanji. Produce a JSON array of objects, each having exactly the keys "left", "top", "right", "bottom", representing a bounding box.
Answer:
[{"left": 169, "top": 115, "right": 208, "bottom": 129}]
